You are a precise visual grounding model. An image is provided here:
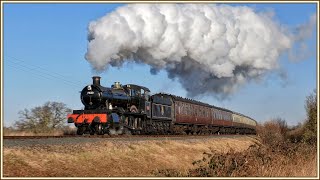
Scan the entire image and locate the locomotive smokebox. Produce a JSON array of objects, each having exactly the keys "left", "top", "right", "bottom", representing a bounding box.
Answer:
[{"left": 92, "top": 76, "right": 101, "bottom": 86}]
